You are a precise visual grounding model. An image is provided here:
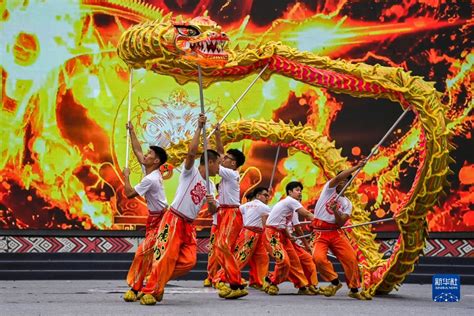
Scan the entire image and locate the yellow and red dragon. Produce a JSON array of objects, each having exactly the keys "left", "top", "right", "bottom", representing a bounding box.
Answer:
[{"left": 116, "top": 14, "right": 452, "bottom": 296}]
